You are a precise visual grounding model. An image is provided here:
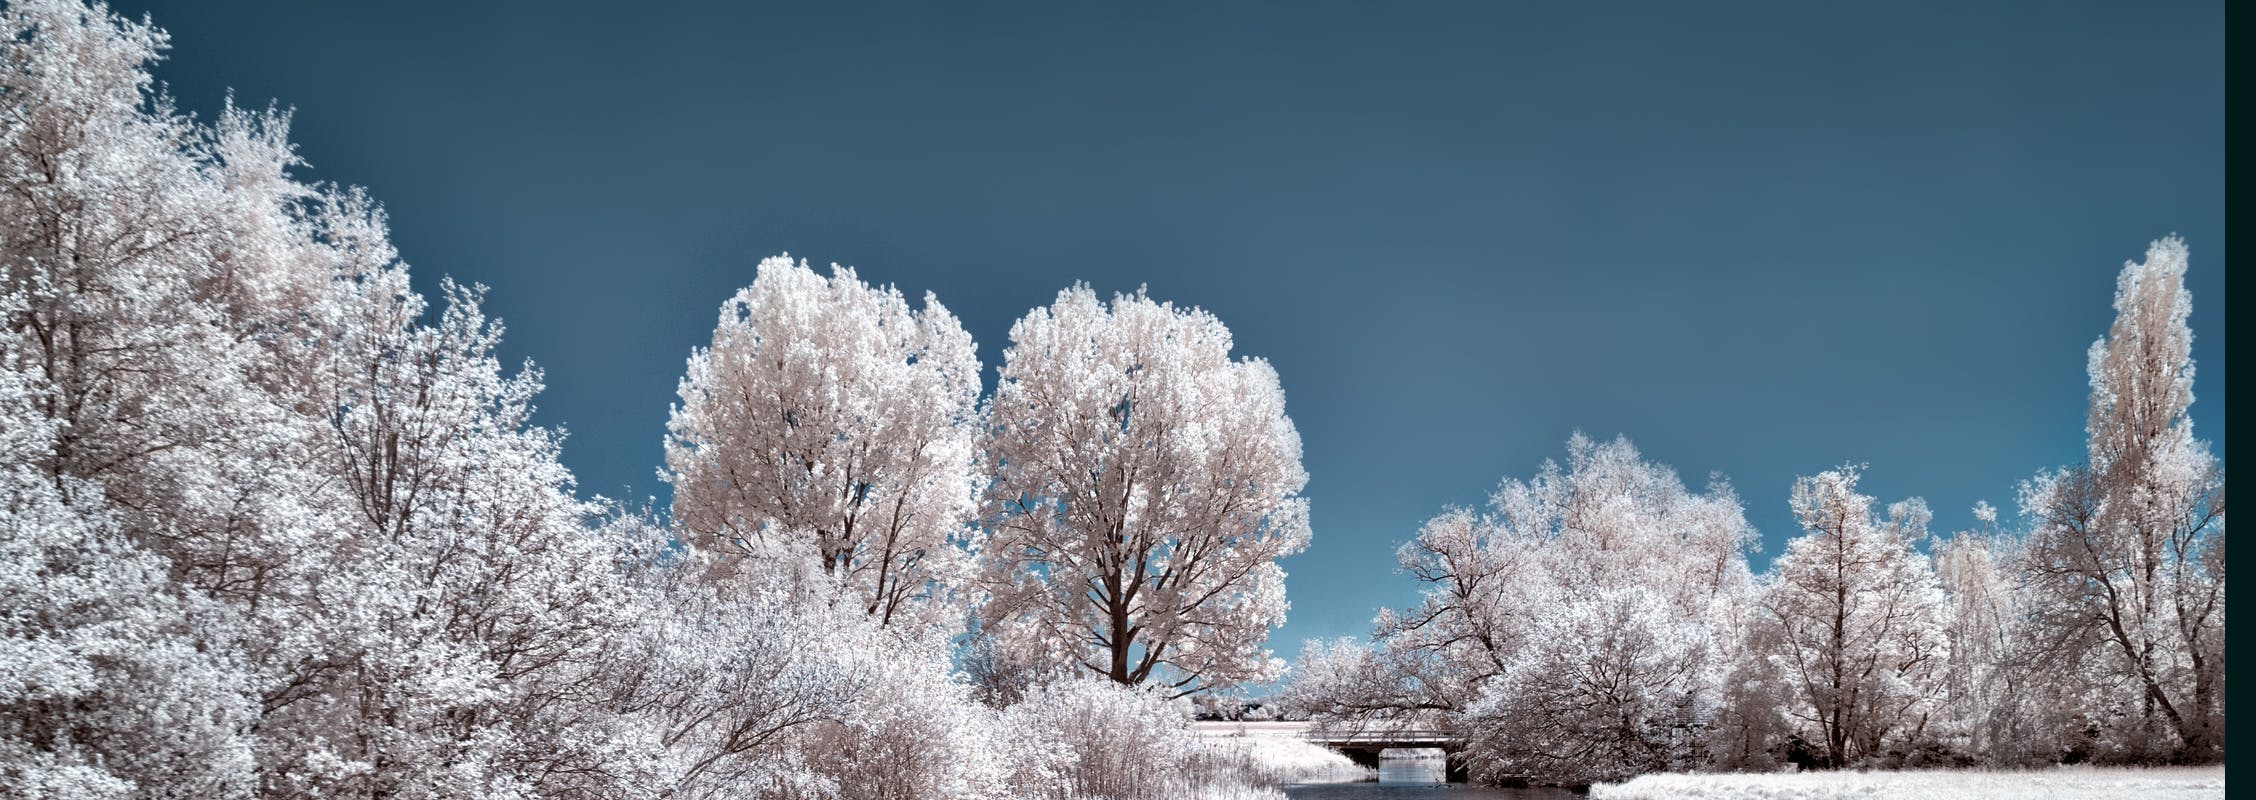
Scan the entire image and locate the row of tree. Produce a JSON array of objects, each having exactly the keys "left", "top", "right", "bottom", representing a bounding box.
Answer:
[
  {"left": 663, "top": 256, "right": 1310, "bottom": 696},
  {"left": 0, "top": 2, "right": 1314, "bottom": 798},
  {"left": 1281, "top": 237, "right": 2225, "bottom": 784}
]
